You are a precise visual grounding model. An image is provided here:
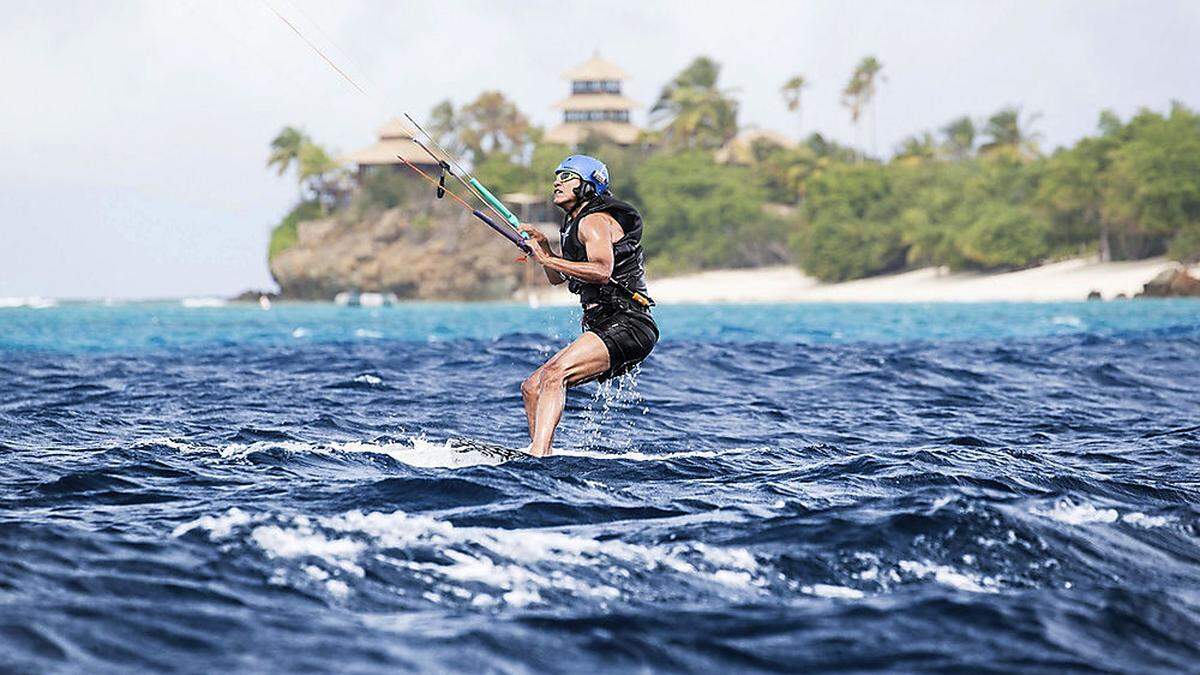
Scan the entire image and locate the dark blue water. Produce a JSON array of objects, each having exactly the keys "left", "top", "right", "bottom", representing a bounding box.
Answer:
[{"left": 3, "top": 301, "right": 1200, "bottom": 673}]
